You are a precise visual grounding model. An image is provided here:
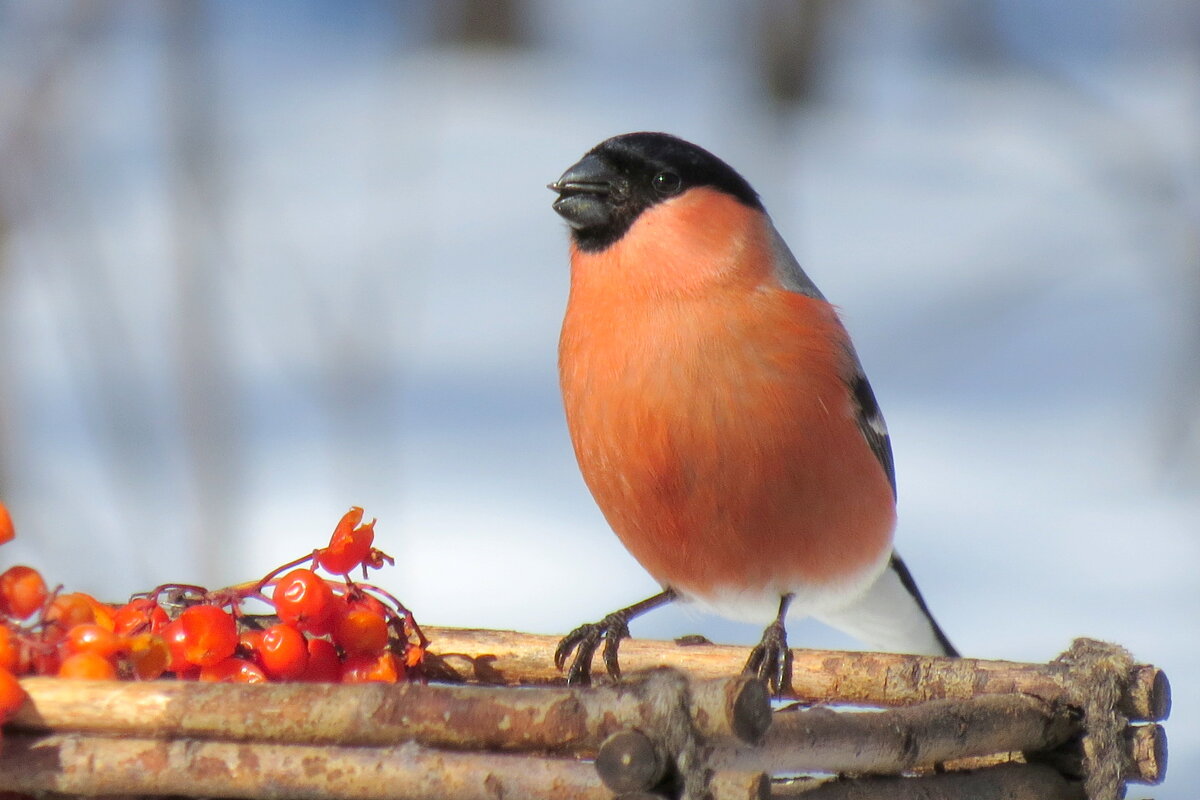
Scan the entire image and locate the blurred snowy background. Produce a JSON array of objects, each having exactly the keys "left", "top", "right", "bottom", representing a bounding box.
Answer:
[{"left": 0, "top": 1, "right": 1196, "bottom": 794}]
